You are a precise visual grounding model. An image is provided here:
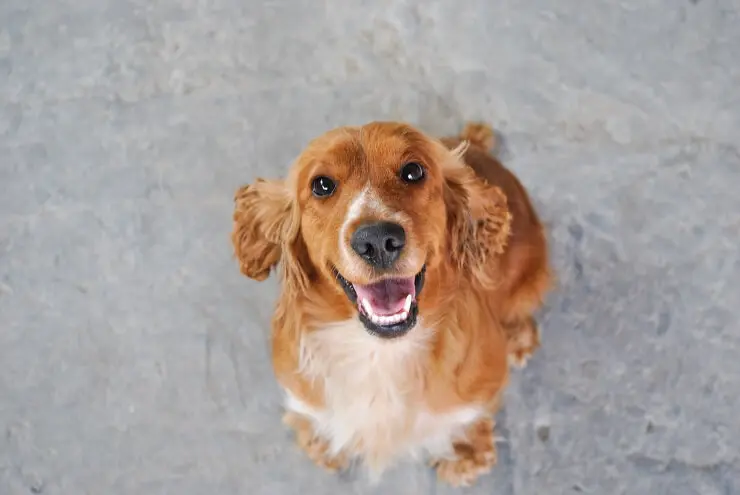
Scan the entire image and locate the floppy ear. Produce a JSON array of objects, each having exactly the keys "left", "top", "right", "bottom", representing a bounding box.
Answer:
[
  {"left": 231, "top": 179, "right": 306, "bottom": 288},
  {"left": 444, "top": 162, "right": 511, "bottom": 284}
]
